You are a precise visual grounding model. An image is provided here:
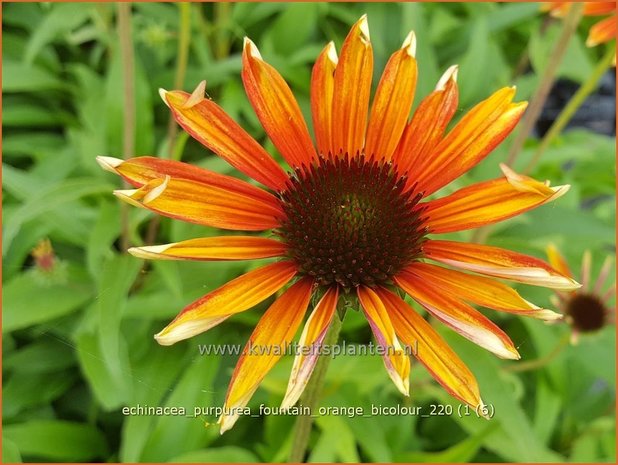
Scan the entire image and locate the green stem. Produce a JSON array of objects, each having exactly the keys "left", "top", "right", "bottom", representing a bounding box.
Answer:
[
  {"left": 504, "top": 332, "right": 570, "bottom": 373},
  {"left": 524, "top": 44, "right": 615, "bottom": 174},
  {"left": 288, "top": 313, "right": 343, "bottom": 463},
  {"left": 117, "top": 2, "right": 135, "bottom": 252},
  {"left": 505, "top": 3, "right": 583, "bottom": 167}
]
